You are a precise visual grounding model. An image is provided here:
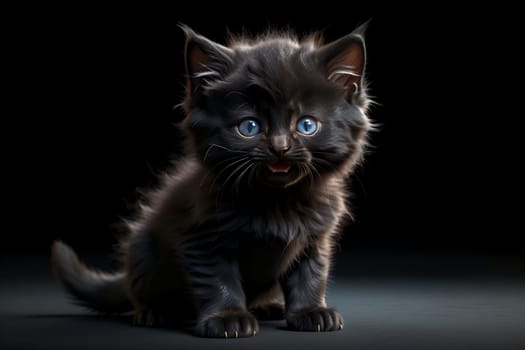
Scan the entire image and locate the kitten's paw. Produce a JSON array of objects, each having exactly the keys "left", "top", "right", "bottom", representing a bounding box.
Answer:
[
  {"left": 286, "top": 307, "right": 343, "bottom": 332},
  {"left": 195, "top": 310, "right": 259, "bottom": 338},
  {"left": 133, "top": 308, "right": 165, "bottom": 327},
  {"left": 250, "top": 302, "right": 285, "bottom": 320}
]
